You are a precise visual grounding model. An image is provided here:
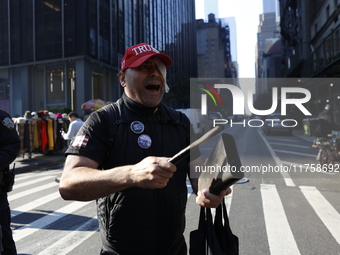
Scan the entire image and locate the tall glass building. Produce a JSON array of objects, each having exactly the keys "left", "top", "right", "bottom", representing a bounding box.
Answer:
[{"left": 0, "top": 0, "right": 197, "bottom": 115}]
